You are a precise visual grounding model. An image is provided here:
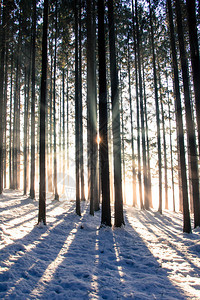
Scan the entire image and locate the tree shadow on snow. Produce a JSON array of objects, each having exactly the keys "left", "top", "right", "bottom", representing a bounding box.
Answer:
[{"left": 0, "top": 201, "right": 77, "bottom": 299}]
